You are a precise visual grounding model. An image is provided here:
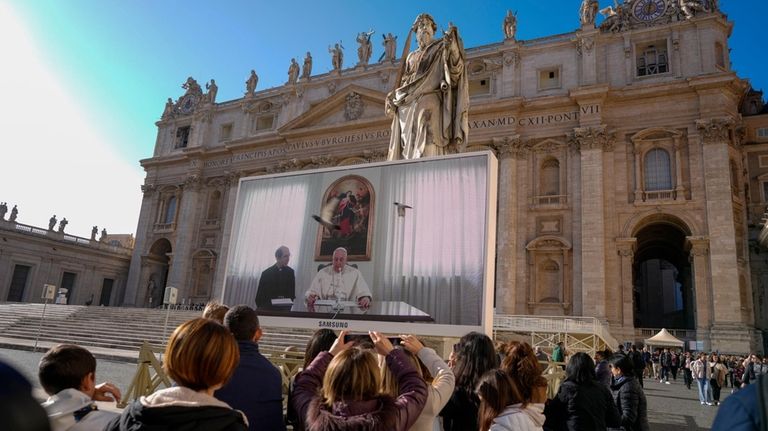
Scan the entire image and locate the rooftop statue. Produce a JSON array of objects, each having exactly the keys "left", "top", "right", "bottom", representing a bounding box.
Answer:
[
  {"left": 329, "top": 42, "right": 344, "bottom": 72},
  {"left": 381, "top": 33, "right": 398, "bottom": 62},
  {"left": 205, "top": 79, "right": 218, "bottom": 103},
  {"left": 288, "top": 58, "right": 300, "bottom": 84},
  {"left": 503, "top": 10, "right": 517, "bottom": 40},
  {"left": 301, "top": 52, "right": 313, "bottom": 80},
  {"left": 245, "top": 70, "right": 258, "bottom": 96},
  {"left": 580, "top": 0, "right": 599, "bottom": 26},
  {"left": 356, "top": 30, "right": 375, "bottom": 66},
  {"left": 386, "top": 13, "right": 469, "bottom": 160}
]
